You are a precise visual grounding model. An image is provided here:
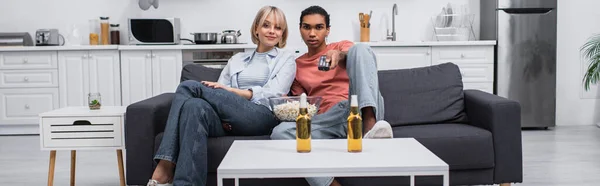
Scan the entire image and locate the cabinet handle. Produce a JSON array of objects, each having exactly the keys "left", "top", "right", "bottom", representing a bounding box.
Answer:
[
  {"left": 152, "top": 54, "right": 156, "bottom": 58},
  {"left": 24, "top": 104, "right": 30, "bottom": 109},
  {"left": 426, "top": 52, "right": 430, "bottom": 56},
  {"left": 23, "top": 58, "right": 28, "bottom": 63},
  {"left": 88, "top": 54, "right": 93, "bottom": 59},
  {"left": 23, "top": 77, "right": 29, "bottom": 82},
  {"left": 146, "top": 54, "right": 151, "bottom": 58},
  {"left": 82, "top": 54, "right": 87, "bottom": 59},
  {"left": 461, "top": 54, "right": 465, "bottom": 58}
]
